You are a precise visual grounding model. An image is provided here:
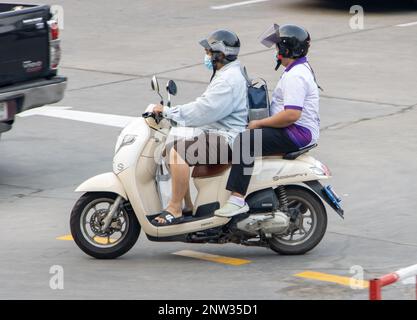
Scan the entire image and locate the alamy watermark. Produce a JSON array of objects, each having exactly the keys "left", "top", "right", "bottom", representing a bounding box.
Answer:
[
  {"left": 49, "top": 265, "right": 64, "bottom": 290},
  {"left": 349, "top": 5, "right": 364, "bottom": 30},
  {"left": 349, "top": 265, "right": 366, "bottom": 289}
]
